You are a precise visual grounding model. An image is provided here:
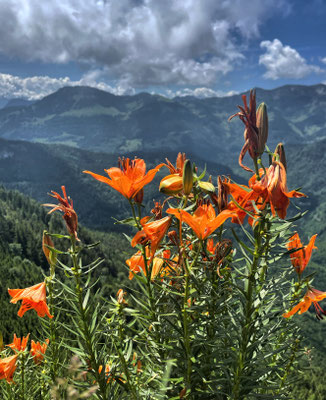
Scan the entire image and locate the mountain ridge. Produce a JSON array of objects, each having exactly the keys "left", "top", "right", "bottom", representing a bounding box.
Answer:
[{"left": 0, "top": 83, "right": 325, "bottom": 163}]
